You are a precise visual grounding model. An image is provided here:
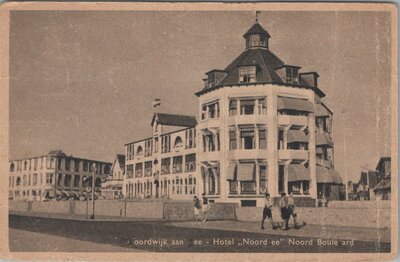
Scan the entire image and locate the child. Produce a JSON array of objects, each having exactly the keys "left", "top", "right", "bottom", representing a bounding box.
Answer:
[
  {"left": 288, "top": 192, "right": 299, "bottom": 229},
  {"left": 278, "top": 192, "right": 289, "bottom": 230}
]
